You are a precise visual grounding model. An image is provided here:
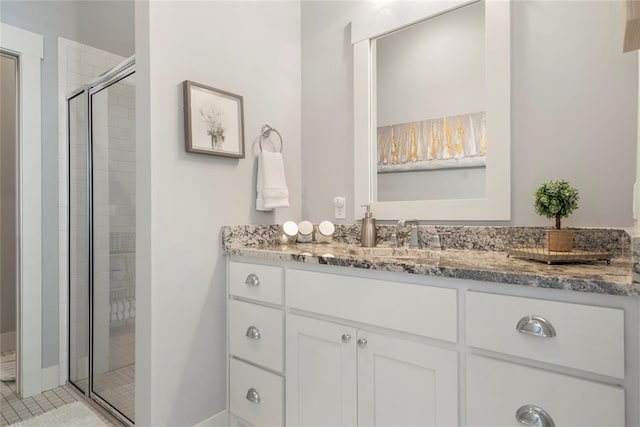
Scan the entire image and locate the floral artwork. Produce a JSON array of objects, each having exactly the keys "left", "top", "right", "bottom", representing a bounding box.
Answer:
[
  {"left": 183, "top": 80, "right": 244, "bottom": 158},
  {"left": 200, "top": 106, "right": 225, "bottom": 149},
  {"left": 377, "top": 111, "right": 486, "bottom": 173}
]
